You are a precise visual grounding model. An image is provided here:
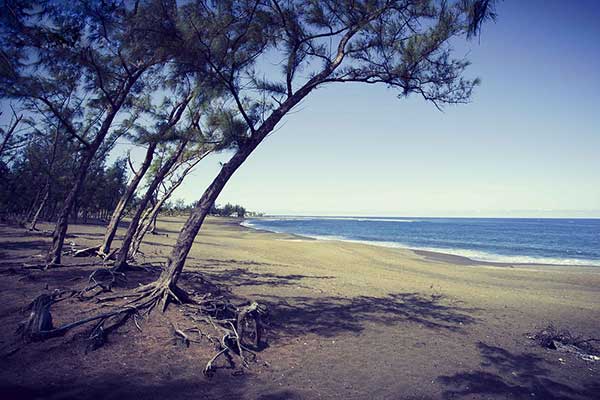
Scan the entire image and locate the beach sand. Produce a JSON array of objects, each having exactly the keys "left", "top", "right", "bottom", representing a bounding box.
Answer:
[{"left": 0, "top": 217, "right": 599, "bottom": 399}]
